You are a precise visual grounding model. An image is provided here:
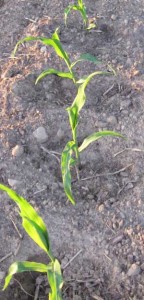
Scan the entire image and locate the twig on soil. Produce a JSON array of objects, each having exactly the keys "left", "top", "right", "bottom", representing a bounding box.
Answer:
[
  {"left": 14, "top": 278, "right": 34, "bottom": 298},
  {"left": 34, "top": 284, "right": 40, "bottom": 300},
  {"left": 104, "top": 253, "right": 112, "bottom": 262},
  {"left": 0, "top": 252, "right": 13, "bottom": 263},
  {"left": 79, "top": 164, "right": 133, "bottom": 182},
  {"left": 103, "top": 83, "right": 115, "bottom": 96},
  {"left": 63, "top": 249, "right": 82, "bottom": 270},
  {"left": 24, "top": 17, "right": 37, "bottom": 23},
  {"left": 10, "top": 215, "right": 23, "bottom": 239},
  {"left": 34, "top": 188, "right": 47, "bottom": 195},
  {"left": 92, "top": 295, "right": 104, "bottom": 300},
  {"left": 40, "top": 145, "right": 61, "bottom": 164},
  {"left": 114, "top": 147, "right": 144, "bottom": 157},
  {"left": 14, "top": 241, "right": 22, "bottom": 256}
]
